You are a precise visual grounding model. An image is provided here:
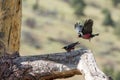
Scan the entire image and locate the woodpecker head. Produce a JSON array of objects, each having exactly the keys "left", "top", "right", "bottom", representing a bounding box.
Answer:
[
  {"left": 78, "top": 34, "right": 82, "bottom": 37},
  {"left": 62, "top": 46, "right": 67, "bottom": 50},
  {"left": 74, "top": 22, "right": 83, "bottom": 33}
]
